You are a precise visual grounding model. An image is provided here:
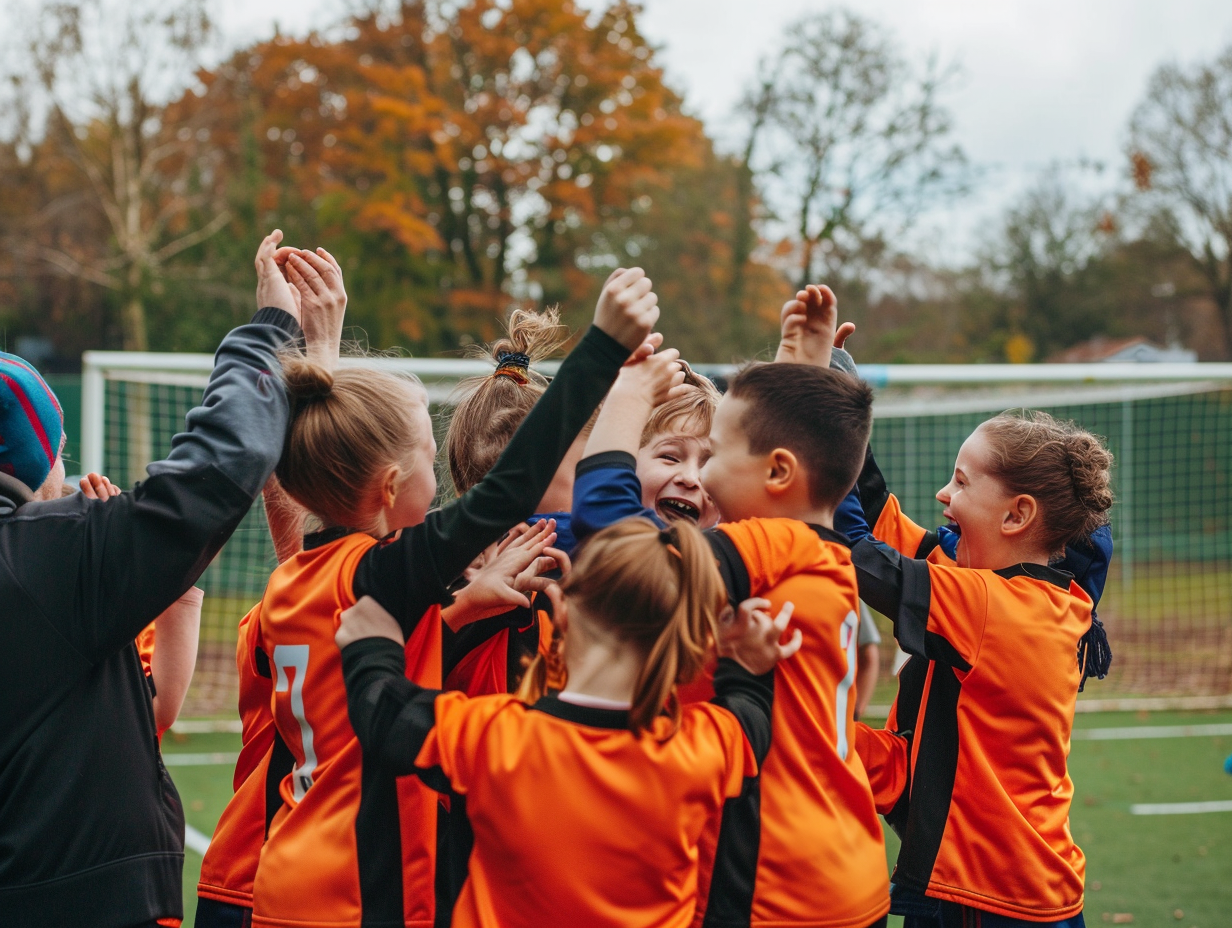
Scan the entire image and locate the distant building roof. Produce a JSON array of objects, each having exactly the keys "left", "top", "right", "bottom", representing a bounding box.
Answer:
[{"left": 1048, "top": 336, "right": 1197, "bottom": 364}]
